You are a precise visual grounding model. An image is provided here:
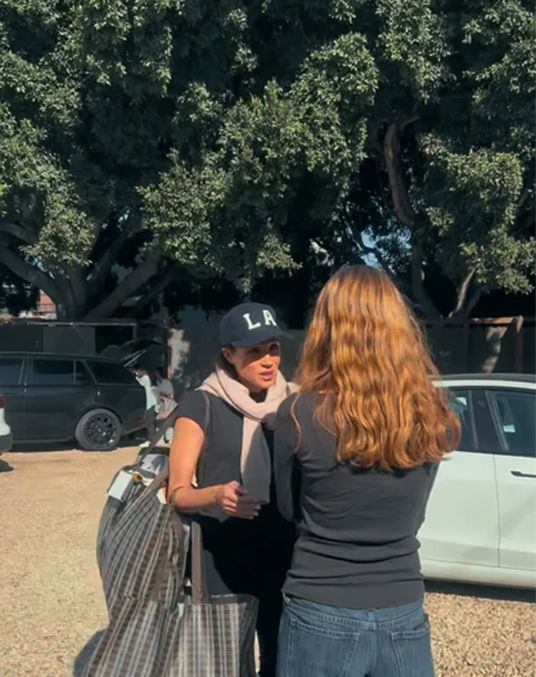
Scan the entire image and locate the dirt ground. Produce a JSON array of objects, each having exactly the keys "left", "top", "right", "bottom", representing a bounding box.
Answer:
[{"left": 0, "top": 448, "right": 534, "bottom": 677}]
